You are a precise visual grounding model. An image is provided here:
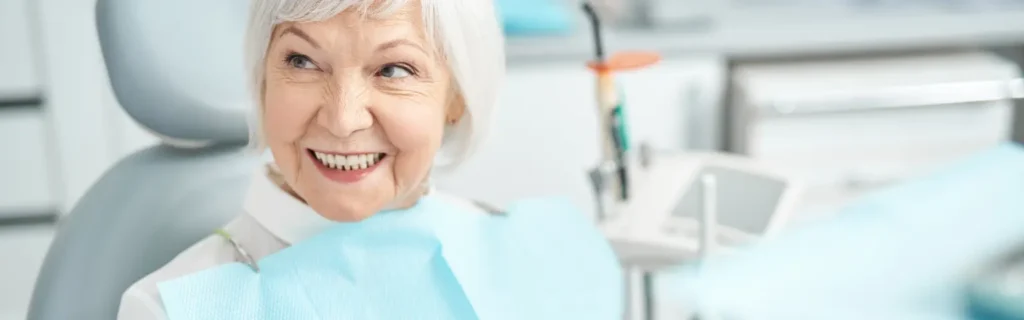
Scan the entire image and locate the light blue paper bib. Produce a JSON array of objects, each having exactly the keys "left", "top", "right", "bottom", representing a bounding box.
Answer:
[
  {"left": 157, "top": 196, "right": 623, "bottom": 320},
  {"left": 663, "top": 142, "right": 1024, "bottom": 319}
]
